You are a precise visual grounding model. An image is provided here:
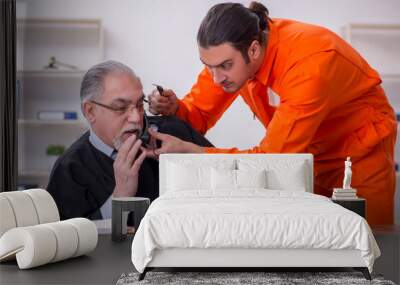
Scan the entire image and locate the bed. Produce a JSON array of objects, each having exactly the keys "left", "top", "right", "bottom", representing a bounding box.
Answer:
[{"left": 131, "top": 154, "right": 380, "bottom": 280}]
